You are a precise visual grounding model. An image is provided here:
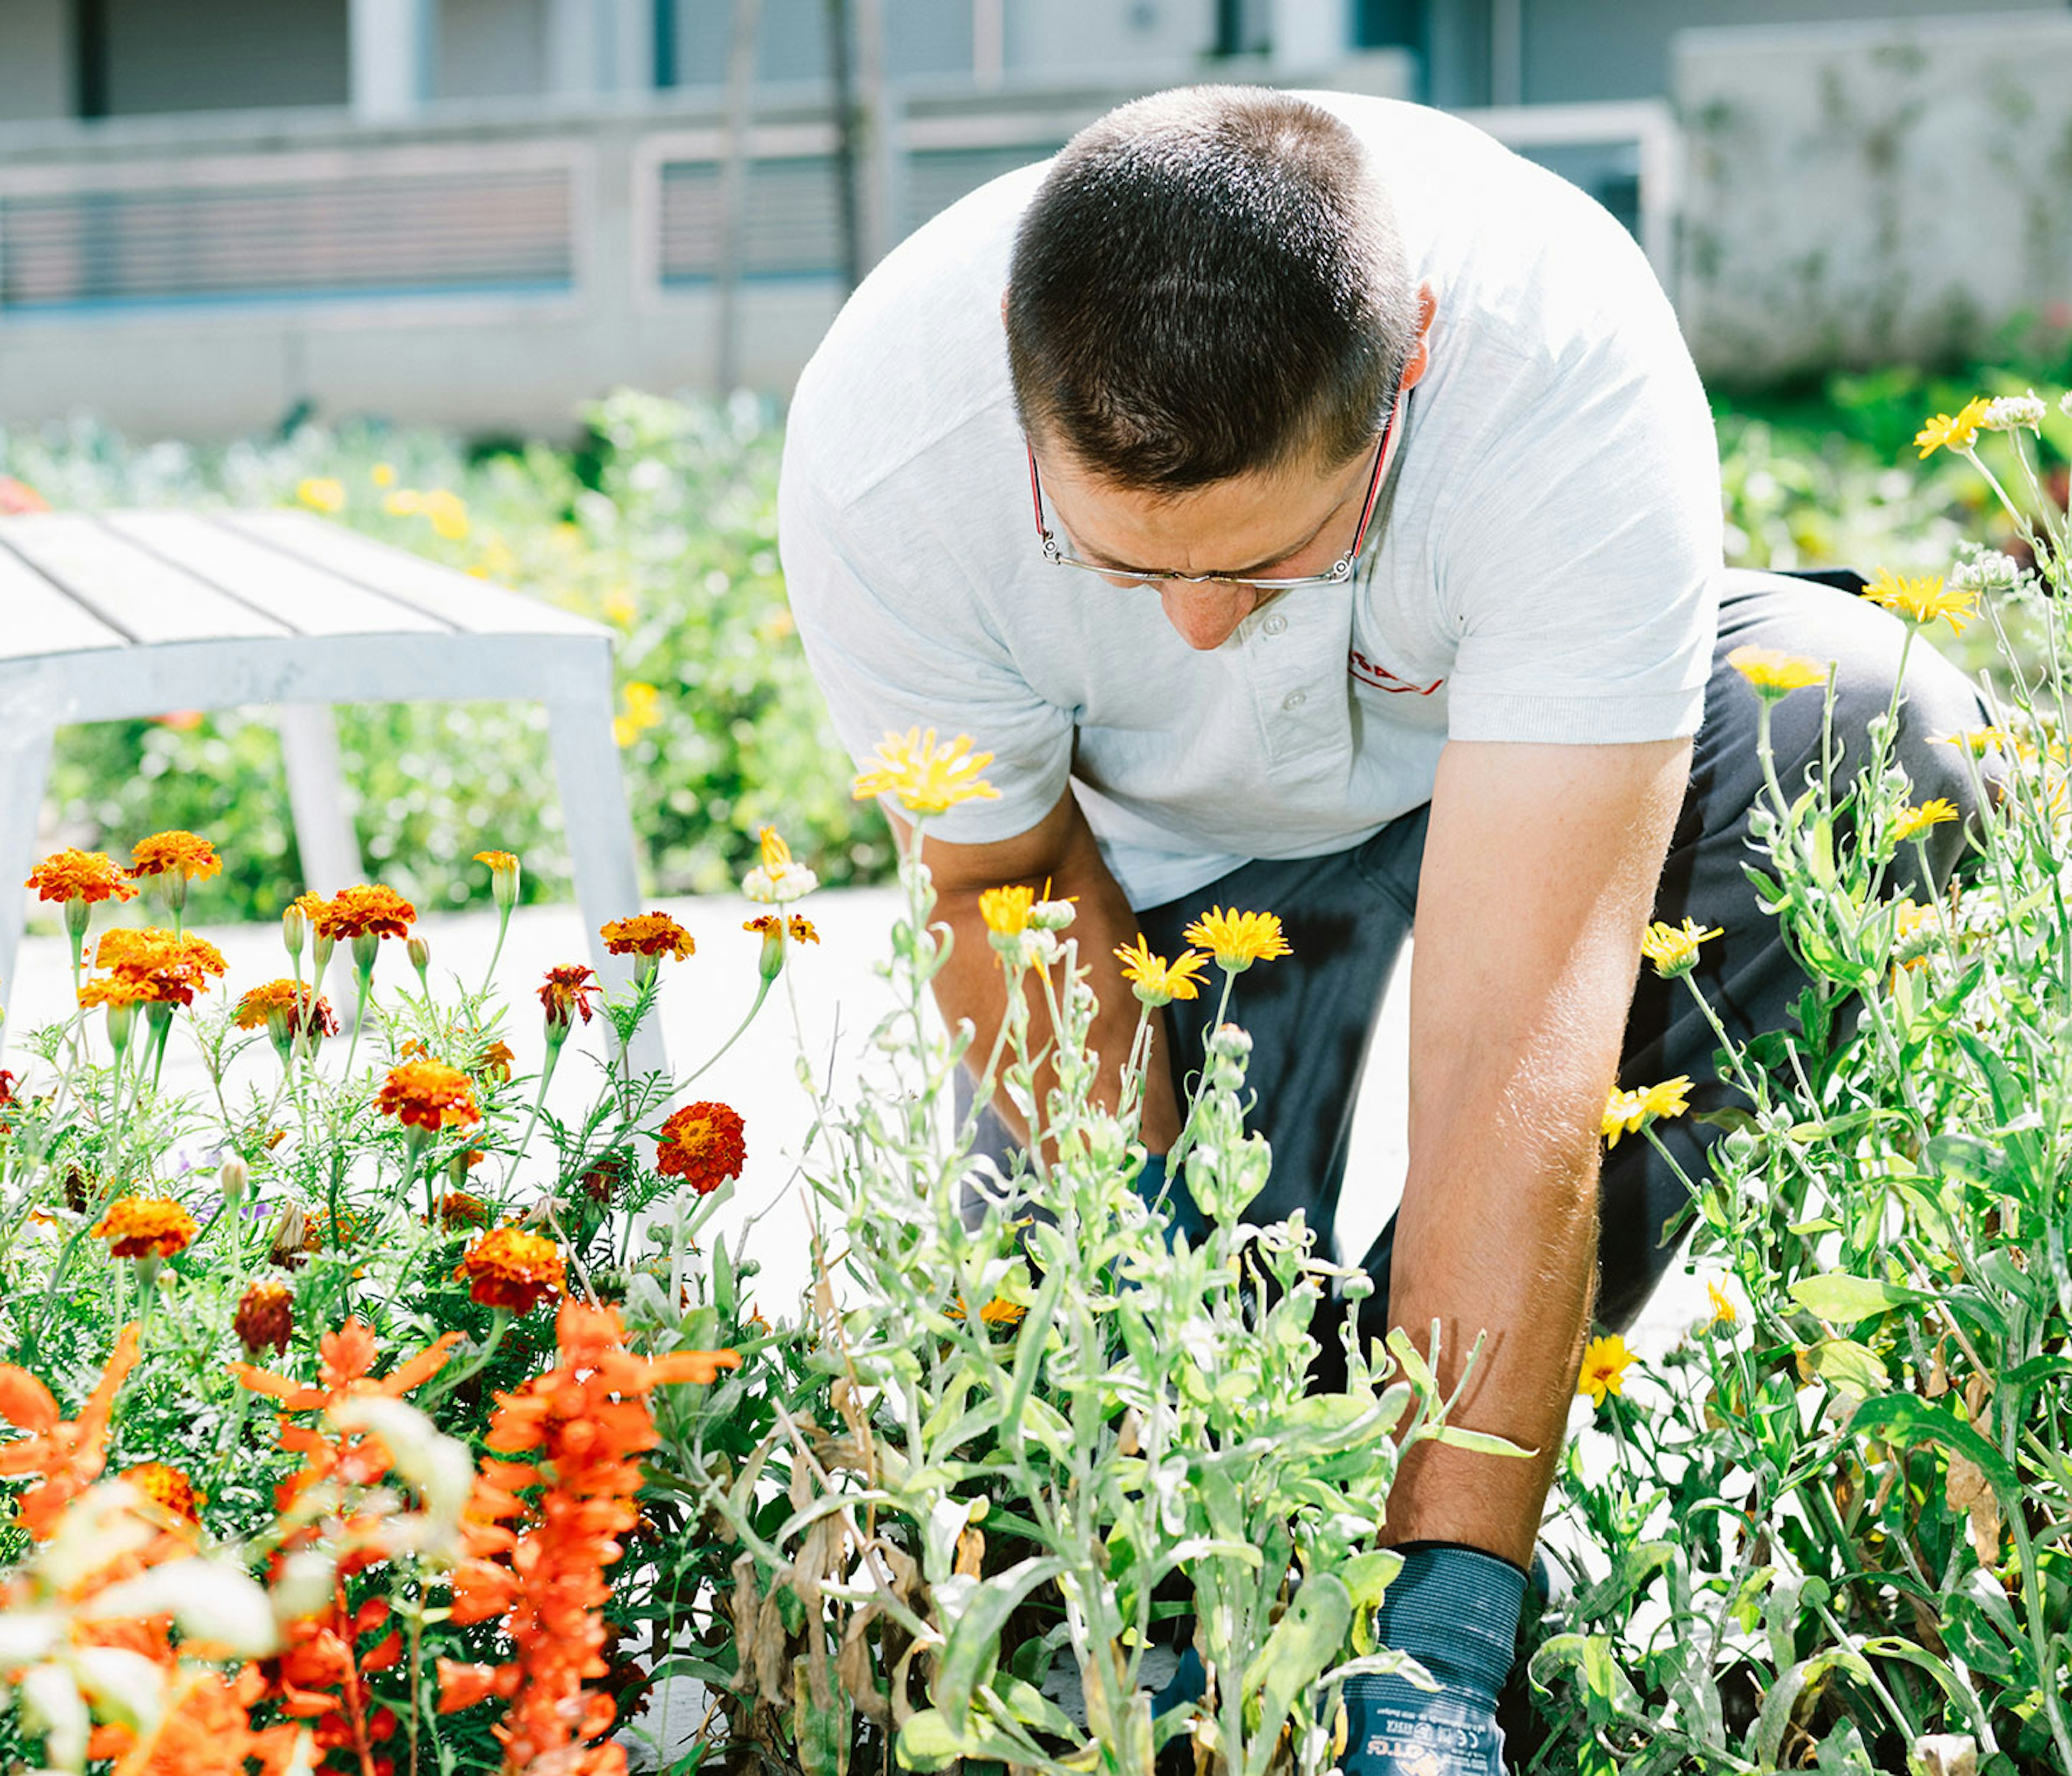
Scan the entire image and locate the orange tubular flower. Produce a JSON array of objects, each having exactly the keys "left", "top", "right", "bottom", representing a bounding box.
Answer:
[
  {"left": 438, "top": 1301, "right": 740, "bottom": 1771},
  {"left": 119, "top": 1459, "right": 204, "bottom": 1526},
  {"left": 539, "top": 963, "right": 601, "bottom": 1031},
  {"left": 235, "top": 1278, "right": 295, "bottom": 1355},
  {"left": 376, "top": 1059, "right": 482, "bottom": 1136},
  {"left": 93, "top": 1195, "right": 199, "bottom": 1261},
  {"left": 312, "top": 883, "right": 418, "bottom": 942},
  {"left": 24, "top": 848, "right": 138, "bottom": 906},
  {"left": 457, "top": 1227, "right": 565, "bottom": 1313},
  {"left": 601, "top": 912, "right": 696, "bottom": 961},
  {"left": 128, "top": 829, "right": 223, "bottom": 884},
  {"left": 655, "top": 1101, "right": 747, "bottom": 1196},
  {"left": 0, "top": 1324, "right": 141, "bottom": 1538}
]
